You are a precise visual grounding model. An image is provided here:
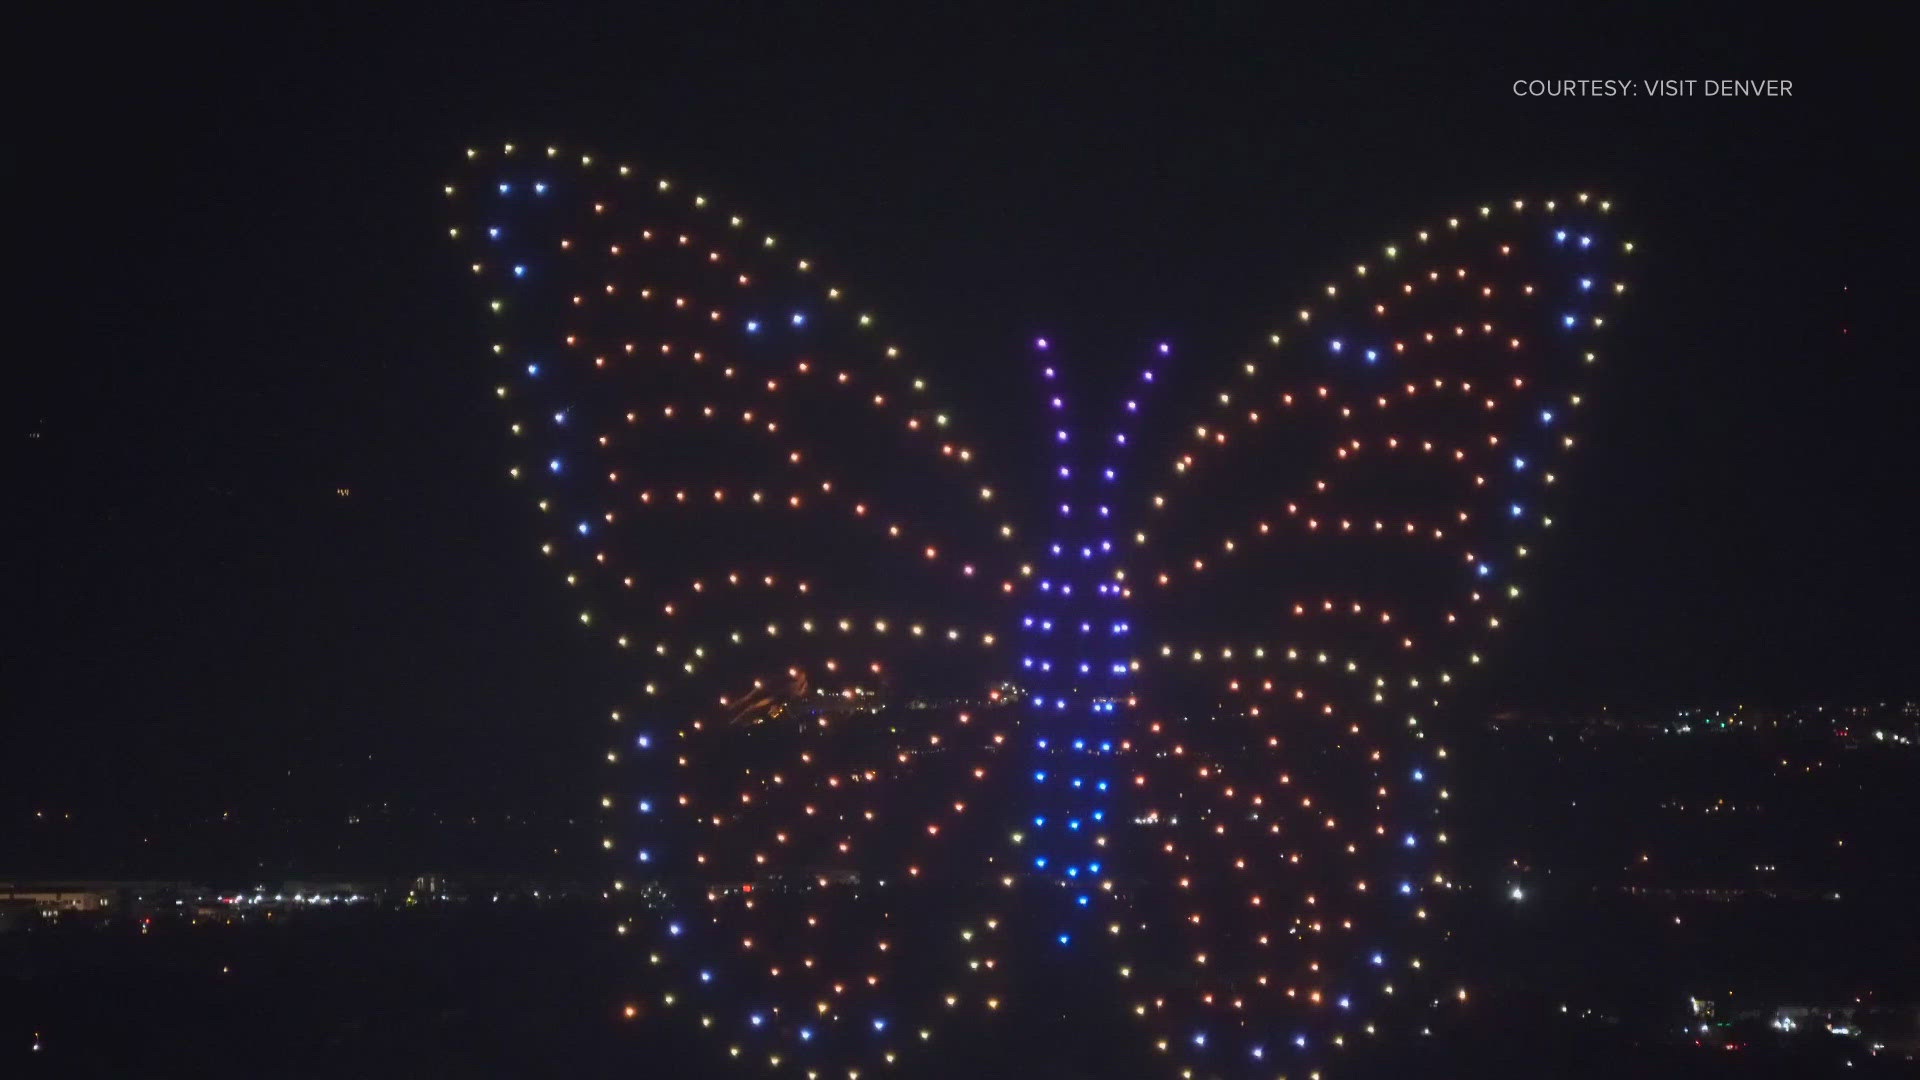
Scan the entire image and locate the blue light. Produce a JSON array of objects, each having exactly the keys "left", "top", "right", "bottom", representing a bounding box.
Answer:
[
  {"left": 1193, "top": 1033, "right": 1207, "bottom": 1047},
  {"left": 1514, "top": 456, "right": 1527, "bottom": 470},
  {"left": 1563, "top": 314, "right": 1578, "bottom": 328},
  {"left": 1541, "top": 409, "right": 1555, "bottom": 424},
  {"left": 799, "top": 1028, "right": 812, "bottom": 1041},
  {"left": 635, "top": 734, "right": 651, "bottom": 749},
  {"left": 872, "top": 1018, "right": 887, "bottom": 1032},
  {"left": 488, "top": 227, "right": 501, "bottom": 239},
  {"left": 1404, "top": 833, "right": 1418, "bottom": 847},
  {"left": 548, "top": 458, "right": 562, "bottom": 473},
  {"left": 1330, "top": 339, "right": 1343, "bottom": 353},
  {"left": 791, "top": 312, "right": 806, "bottom": 326},
  {"left": 1077, "top": 894, "right": 1090, "bottom": 906},
  {"left": 1555, "top": 229, "right": 1568, "bottom": 243},
  {"left": 525, "top": 362, "right": 540, "bottom": 375},
  {"left": 498, "top": 182, "right": 511, "bottom": 194},
  {"left": 1510, "top": 504, "right": 1523, "bottom": 518},
  {"left": 577, "top": 522, "right": 590, "bottom": 535},
  {"left": 638, "top": 800, "right": 652, "bottom": 813},
  {"left": 637, "top": 849, "right": 650, "bottom": 862},
  {"left": 751, "top": 1013, "right": 764, "bottom": 1027},
  {"left": 513, "top": 264, "right": 526, "bottom": 277},
  {"left": 1057, "top": 933, "right": 1071, "bottom": 945},
  {"left": 1372, "top": 953, "right": 1384, "bottom": 965},
  {"left": 669, "top": 922, "right": 683, "bottom": 936},
  {"left": 745, "top": 319, "right": 760, "bottom": 333},
  {"left": 533, "top": 181, "right": 547, "bottom": 194}
]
